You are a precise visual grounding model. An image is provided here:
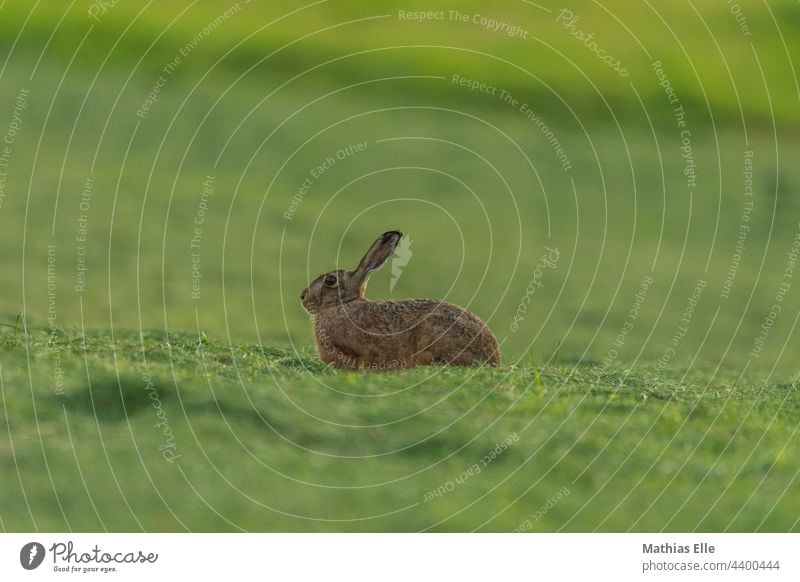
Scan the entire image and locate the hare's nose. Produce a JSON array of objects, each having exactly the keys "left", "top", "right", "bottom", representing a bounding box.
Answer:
[{"left": 300, "top": 289, "right": 307, "bottom": 301}]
